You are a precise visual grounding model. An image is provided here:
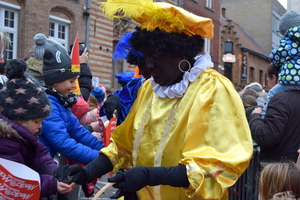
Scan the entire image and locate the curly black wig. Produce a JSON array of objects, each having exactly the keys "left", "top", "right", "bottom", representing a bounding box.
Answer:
[
  {"left": 130, "top": 27, "right": 205, "bottom": 62},
  {"left": 126, "top": 51, "right": 145, "bottom": 66}
]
